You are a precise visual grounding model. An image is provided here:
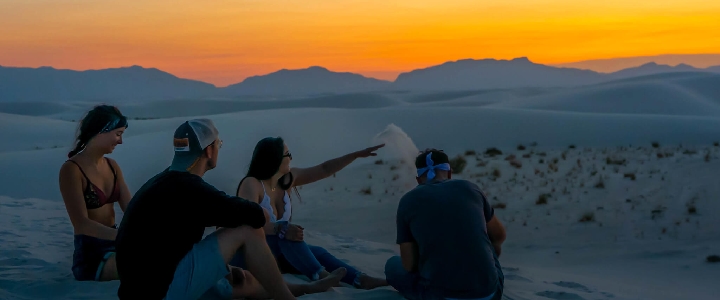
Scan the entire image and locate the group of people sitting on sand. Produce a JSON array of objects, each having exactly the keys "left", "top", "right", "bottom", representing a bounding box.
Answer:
[{"left": 59, "top": 105, "right": 507, "bottom": 300}]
